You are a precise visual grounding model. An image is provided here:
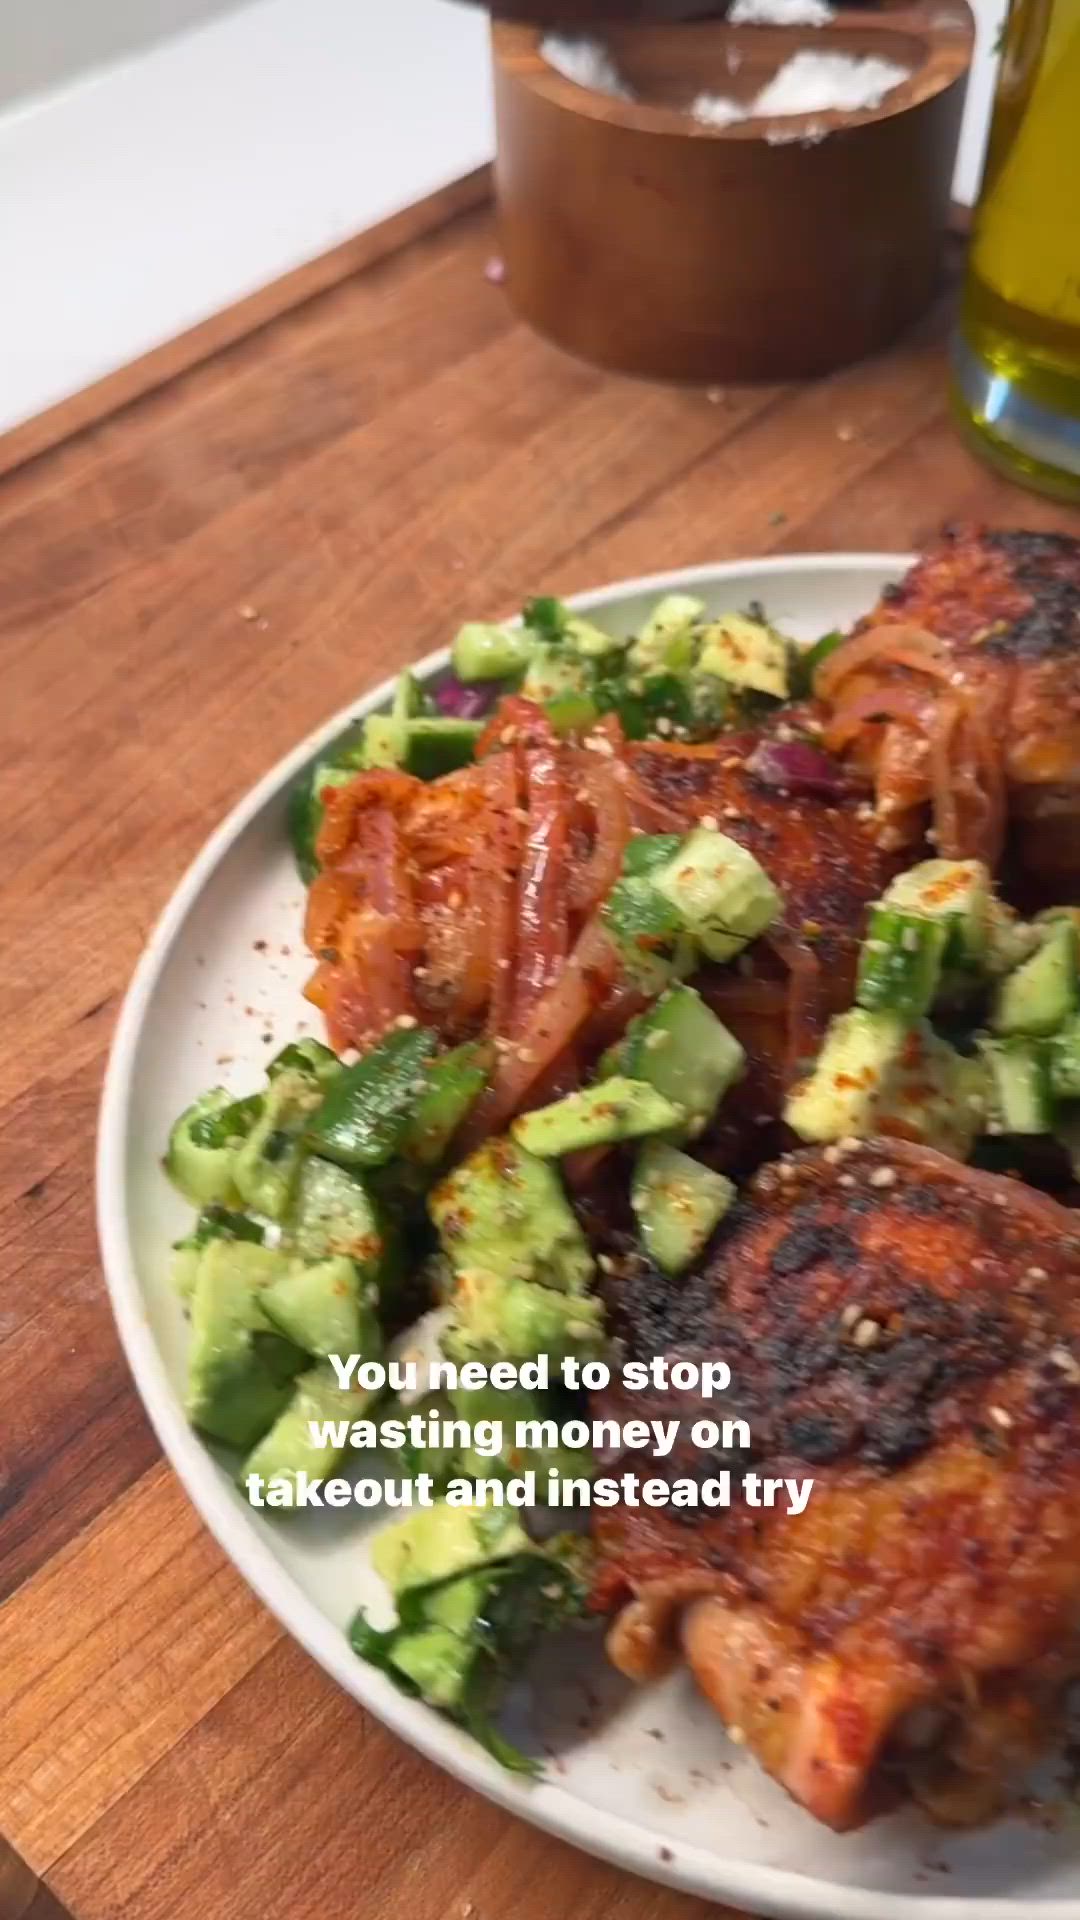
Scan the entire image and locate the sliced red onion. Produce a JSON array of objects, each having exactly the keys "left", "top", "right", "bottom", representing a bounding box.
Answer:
[
  {"left": 433, "top": 675, "right": 500, "bottom": 720},
  {"left": 745, "top": 737, "right": 848, "bottom": 798}
]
